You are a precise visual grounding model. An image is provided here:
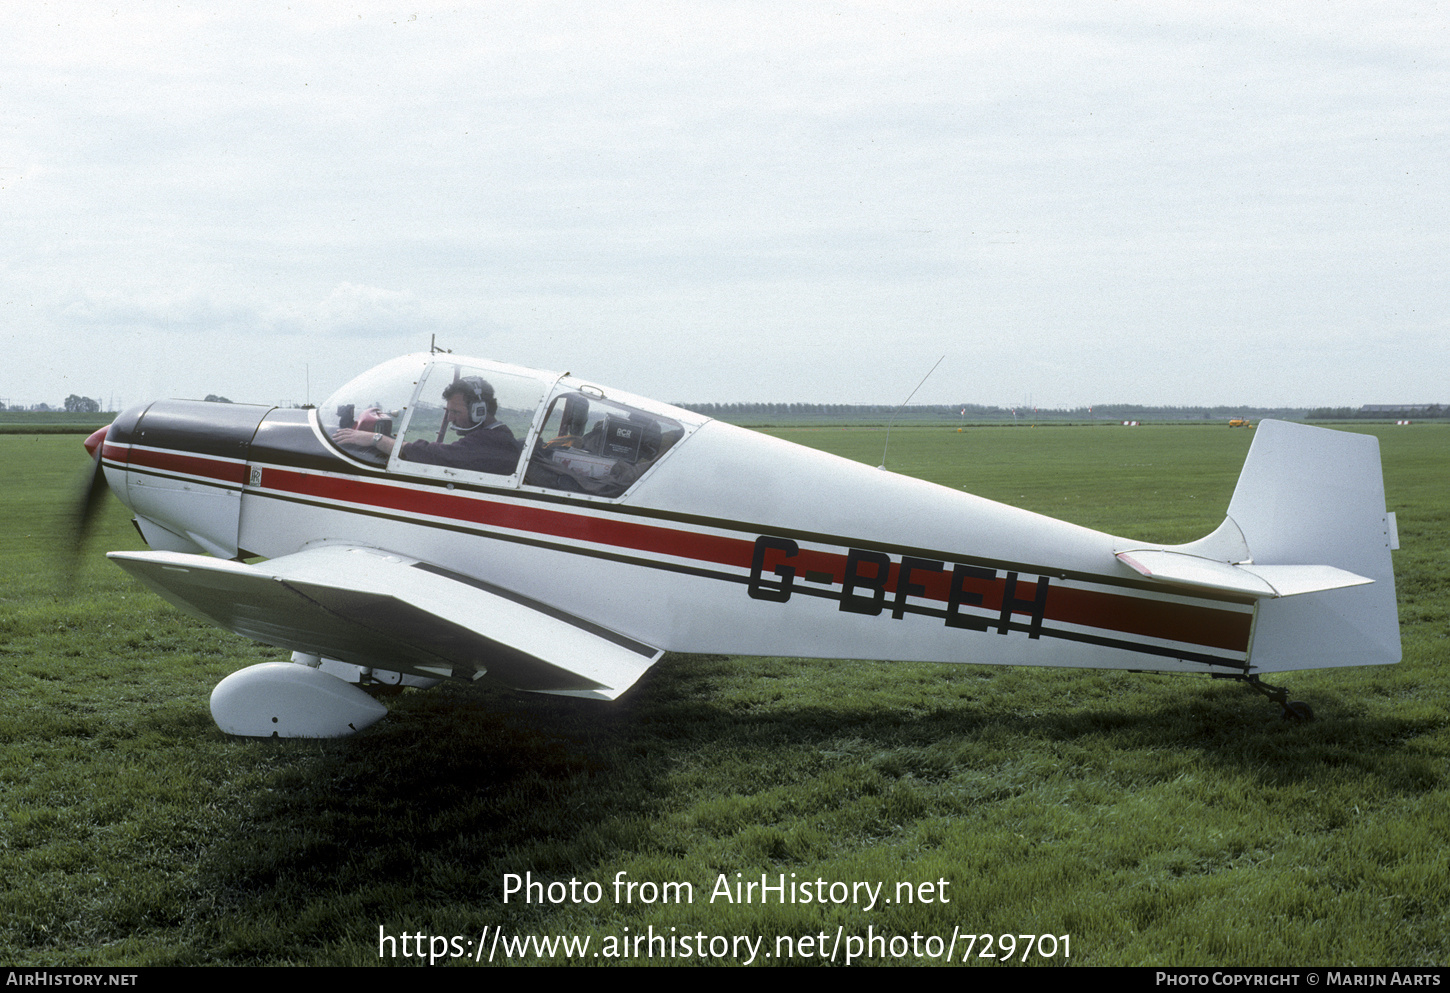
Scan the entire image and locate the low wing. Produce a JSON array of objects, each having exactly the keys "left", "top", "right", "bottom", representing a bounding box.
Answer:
[{"left": 108, "top": 544, "right": 663, "bottom": 700}]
